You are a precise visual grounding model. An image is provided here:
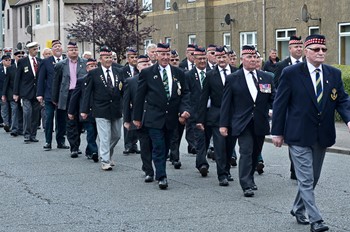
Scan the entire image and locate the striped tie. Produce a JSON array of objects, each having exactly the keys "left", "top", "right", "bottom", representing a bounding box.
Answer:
[
  {"left": 162, "top": 69, "right": 170, "bottom": 99},
  {"left": 200, "top": 70, "right": 205, "bottom": 88},
  {"left": 315, "top": 68, "right": 322, "bottom": 106}
]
